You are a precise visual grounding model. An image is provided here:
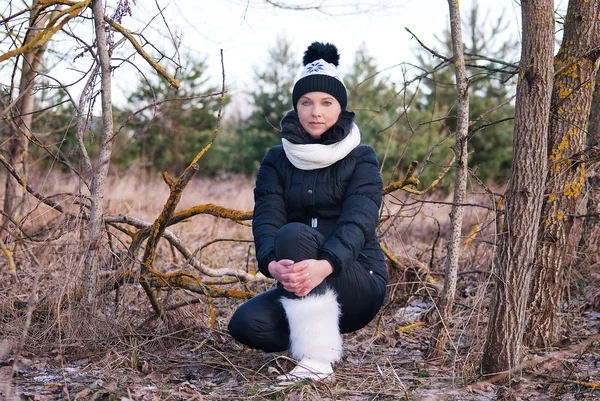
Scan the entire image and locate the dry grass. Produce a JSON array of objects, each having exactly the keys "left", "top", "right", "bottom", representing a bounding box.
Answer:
[{"left": 0, "top": 170, "right": 599, "bottom": 400}]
